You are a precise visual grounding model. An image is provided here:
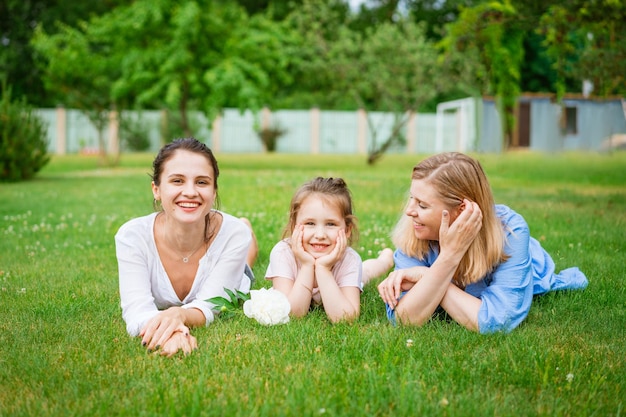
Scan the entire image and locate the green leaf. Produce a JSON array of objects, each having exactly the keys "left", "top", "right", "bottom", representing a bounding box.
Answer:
[{"left": 206, "top": 287, "right": 250, "bottom": 321}]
